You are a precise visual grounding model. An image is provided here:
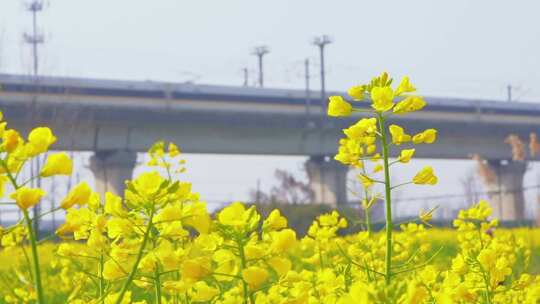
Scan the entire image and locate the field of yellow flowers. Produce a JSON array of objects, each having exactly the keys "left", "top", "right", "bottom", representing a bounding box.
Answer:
[{"left": 1, "top": 72, "right": 540, "bottom": 303}]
